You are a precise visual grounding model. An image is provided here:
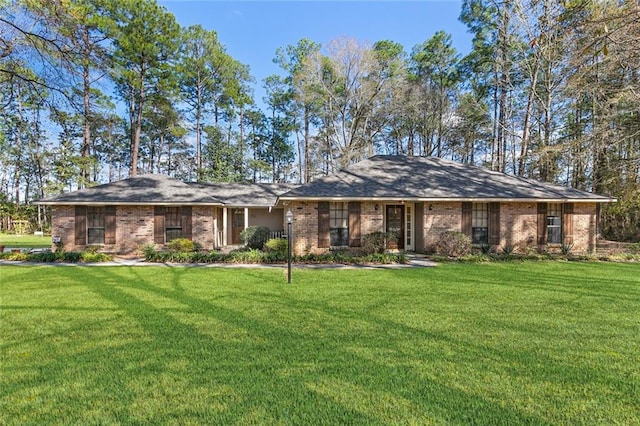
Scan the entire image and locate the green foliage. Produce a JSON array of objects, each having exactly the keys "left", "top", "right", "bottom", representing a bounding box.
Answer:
[
  {"left": 2, "top": 263, "right": 639, "bottom": 424},
  {"left": 80, "top": 252, "right": 112, "bottom": 263},
  {"left": 85, "top": 245, "right": 101, "bottom": 254},
  {"left": 478, "top": 244, "right": 493, "bottom": 254},
  {"left": 228, "top": 248, "right": 265, "bottom": 263},
  {"left": 436, "top": 231, "right": 472, "bottom": 257},
  {"left": 561, "top": 243, "right": 574, "bottom": 255},
  {"left": 142, "top": 244, "right": 157, "bottom": 259},
  {"left": 601, "top": 195, "right": 640, "bottom": 242},
  {"left": 167, "top": 238, "right": 197, "bottom": 253},
  {"left": 240, "top": 226, "right": 271, "bottom": 249},
  {"left": 501, "top": 245, "right": 515, "bottom": 255},
  {"left": 0, "top": 250, "right": 111, "bottom": 262},
  {"left": 264, "top": 238, "right": 288, "bottom": 254},
  {"left": 361, "top": 231, "right": 397, "bottom": 254}
]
